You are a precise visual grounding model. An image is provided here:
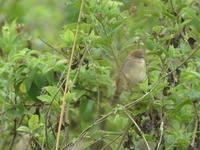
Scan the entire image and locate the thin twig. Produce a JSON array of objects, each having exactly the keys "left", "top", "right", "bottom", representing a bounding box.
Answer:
[
  {"left": 124, "top": 110, "right": 151, "bottom": 150},
  {"left": 45, "top": 45, "right": 87, "bottom": 149},
  {"left": 100, "top": 133, "right": 123, "bottom": 150},
  {"left": 86, "top": 48, "right": 102, "bottom": 121},
  {"left": 156, "top": 121, "right": 164, "bottom": 150},
  {"left": 95, "top": 13, "right": 121, "bottom": 68},
  {"left": 9, "top": 88, "right": 18, "bottom": 150},
  {"left": 170, "top": 0, "right": 175, "bottom": 14},
  {"left": 191, "top": 102, "right": 199, "bottom": 147},
  {"left": 79, "top": 136, "right": 108, "bottom": 150},
  {"left": 45, "top": 47, "right": 88, "bottom": 149},
  {"left": 155, "top": 94, "right": 164, "bottom": 150},
  {"left": 71, "top": 48, "right": 87, "bottom": 86},
  {"left": 55, "top": 0, "right": 85, "bottom": 150},
  {"left": 33, "top": 137, "right": 43, "bottom": 150},
  {"left": 45, "top": 74, "right": 67, "bottom": 150},
  {"left": 9, "top": 119, "right": 17, "bottom": 150},
  {"left": 62, "top": 47, "right": 89, "bottom": 148},
  {"left": 116, "top": 121, "right": 132, "bottom": 150},
  {"left": 39, "top": 38, "right": 65, "bottom": 56}
]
